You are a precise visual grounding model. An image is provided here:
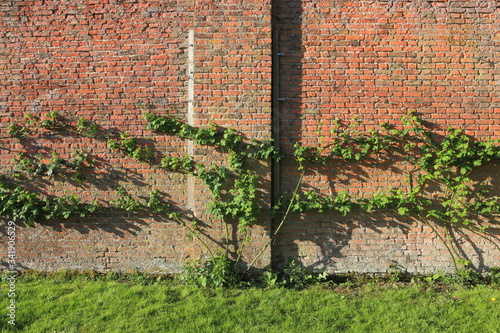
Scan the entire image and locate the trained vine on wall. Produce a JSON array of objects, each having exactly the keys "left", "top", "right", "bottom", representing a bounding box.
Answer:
[
  {"left": 0, "top": 110, "right": 279, "bottom": 266},
  {"left": 1, "top": 110, "right": 499, "bottom": 273},
  {"left": 279, "top": 112, "right": 500, "bottom": 271}
]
